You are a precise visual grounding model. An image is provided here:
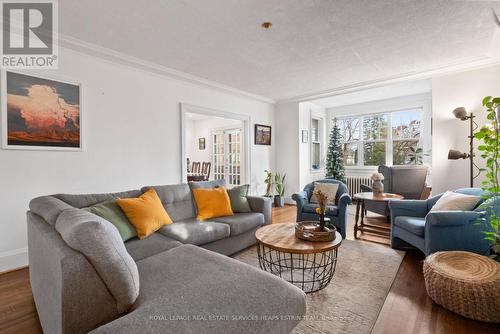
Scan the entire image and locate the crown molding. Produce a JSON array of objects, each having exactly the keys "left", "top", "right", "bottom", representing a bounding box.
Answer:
[
  {"left": 276, "top": 56, "right": 500, "bottom": 105},
  {"left": 58, "top": 34, "right": 276, "bottom": 105},
  {"left": 58, "top": 34, "right": 500, "bottom": 107}
]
